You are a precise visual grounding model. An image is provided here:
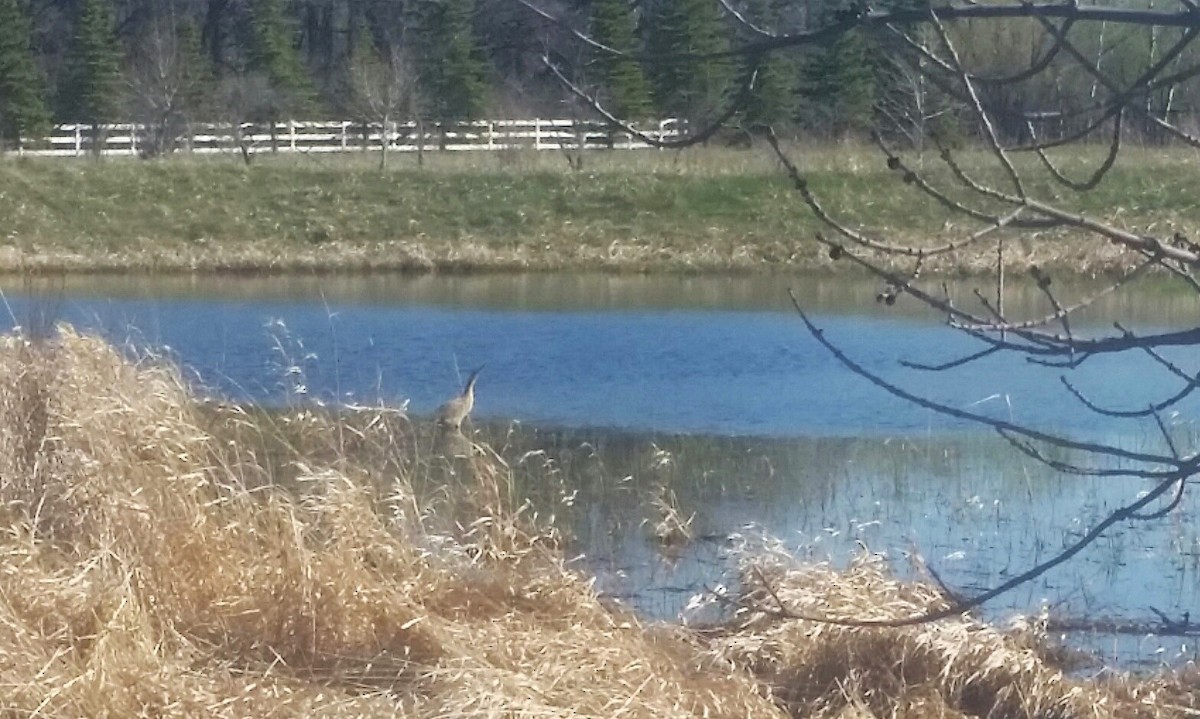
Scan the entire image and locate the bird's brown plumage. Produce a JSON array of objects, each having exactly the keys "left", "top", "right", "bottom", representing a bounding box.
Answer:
[{"left": 436, "top": 366, "right": 482, "bottom": 429}]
